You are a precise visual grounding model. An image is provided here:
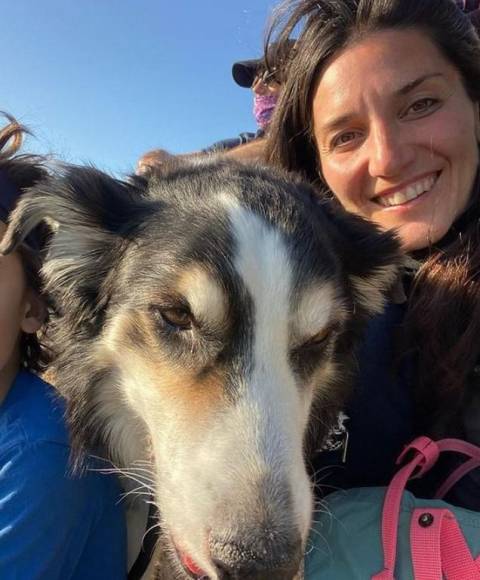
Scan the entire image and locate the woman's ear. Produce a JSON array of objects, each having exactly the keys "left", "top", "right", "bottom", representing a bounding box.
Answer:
[{"left": 21, "top": 289, "right": 46, "bottom": 334}]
